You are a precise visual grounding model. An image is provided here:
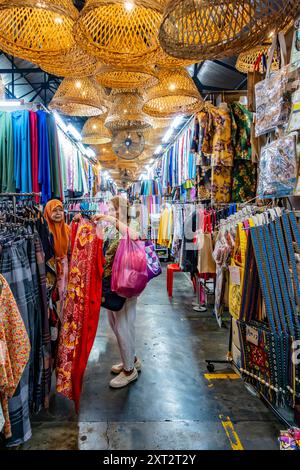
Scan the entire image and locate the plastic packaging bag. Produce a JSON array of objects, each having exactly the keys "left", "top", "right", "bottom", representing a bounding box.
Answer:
[
  {"left": 255, "top": 34, "right": 298, "bottom": 136},
  {"left": 111, "top": 233, "right": 148, "bottom": 298},
  {"left": 257, "top": 134, "right": 297, "bottom": 198}
]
